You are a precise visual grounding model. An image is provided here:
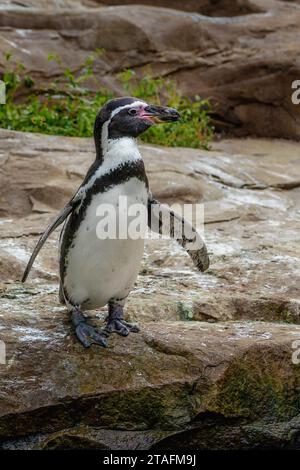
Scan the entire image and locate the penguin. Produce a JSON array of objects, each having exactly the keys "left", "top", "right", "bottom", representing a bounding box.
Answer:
[{"left": 22, "top": 97, "right": 209, "bottom": 348}]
